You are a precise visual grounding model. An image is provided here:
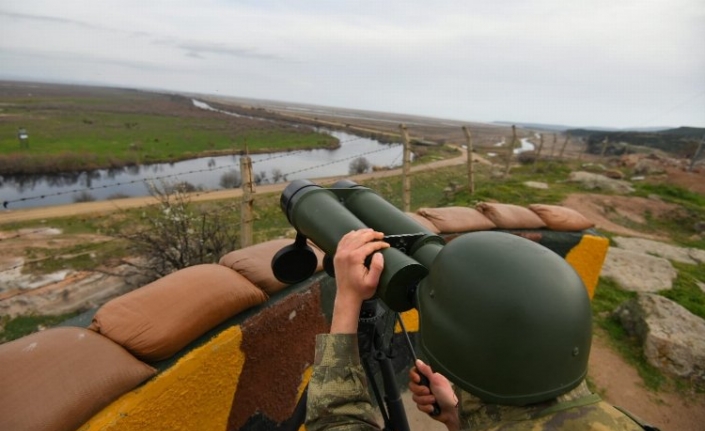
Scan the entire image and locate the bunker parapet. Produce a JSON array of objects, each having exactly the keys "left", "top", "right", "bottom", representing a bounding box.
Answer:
[{"left": 0, "top": 203, "right": 608, "bottom": 431}]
